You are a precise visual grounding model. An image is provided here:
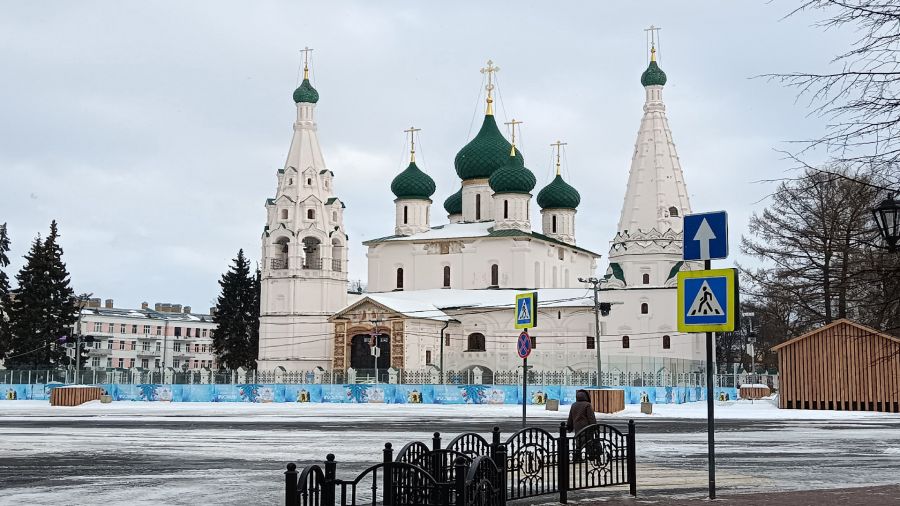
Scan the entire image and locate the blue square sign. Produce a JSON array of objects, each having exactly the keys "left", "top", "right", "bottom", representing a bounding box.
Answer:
[{"left": 683, "top": 211, "right": 728, "bottom": 261}]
